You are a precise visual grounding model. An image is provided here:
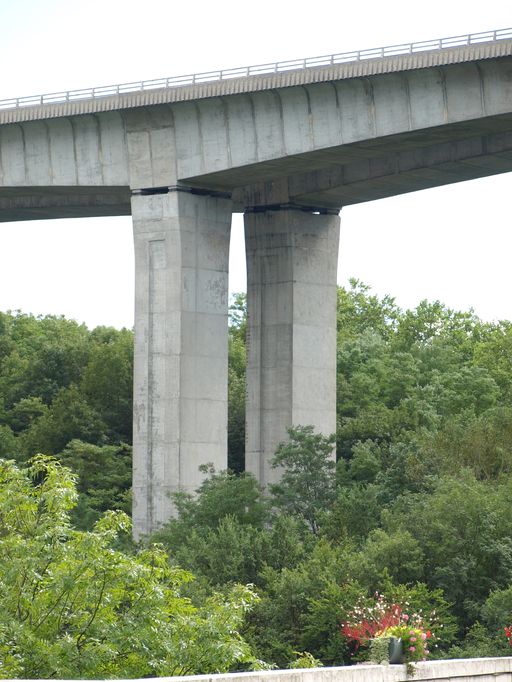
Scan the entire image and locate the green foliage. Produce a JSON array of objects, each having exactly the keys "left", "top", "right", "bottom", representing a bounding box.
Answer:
[
  {"left": 0, "top": 424, "right": 16, "bottom": 458},
  {"left": 270, "top": 426, "right": 336, "bottom": 534},
  {"left": 382, "top": 582, "right": 458, "bottom": 652},
  {"left": 446, "top": 622, "right": 508, "bottom": 659},
  {"left": 5, "top": 282, "right": 512, "bottom": 668},
  {"left": 0, "top": 313, "right": 134, "bottom": 531},
  {"left": 228, "top": 293, "right": 247, "bottom": 472},
  {"left": 80, "top": 328, "right": 133, "bottom": 442},
  {"left": 288, "top": 651, "right": 323, "bottom": 668},
  {"left": 348, "top": 528, "right": 425, "bottom": 588},
  {"left": 0, "top": 314, "right": 133, "bottom": 456},
  {"left": 58, "top": 440, "right": 132, "bottom": 529},
  {"left": 159, "top": 467, "right": 269, "bottom": 537},
  {"left": 337, "top": 279, "right": 400, "bottom": 343},
  {"left": 19, "top": 385, "right": 107, "bottom": 456},
  {"left": 323, "top": 481, "right": 382, "bottom": 543},
  {"left": 228, "top": 335, "right": 246, "bottom": 473},
  {"left": 245, "top": 540, "right": 353, "bottom": 667},
  {"left": 0, "top": 457, "right": 259, "bottom": 679},
  {"left": 155, "top": 283, "right": 512, "bottom": 666},
  {"left": 481, "top": 586, "right": 512, "bottom": 634},
  {"left": 384, "top": 473, "right": 512, "bottom": 627}
]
